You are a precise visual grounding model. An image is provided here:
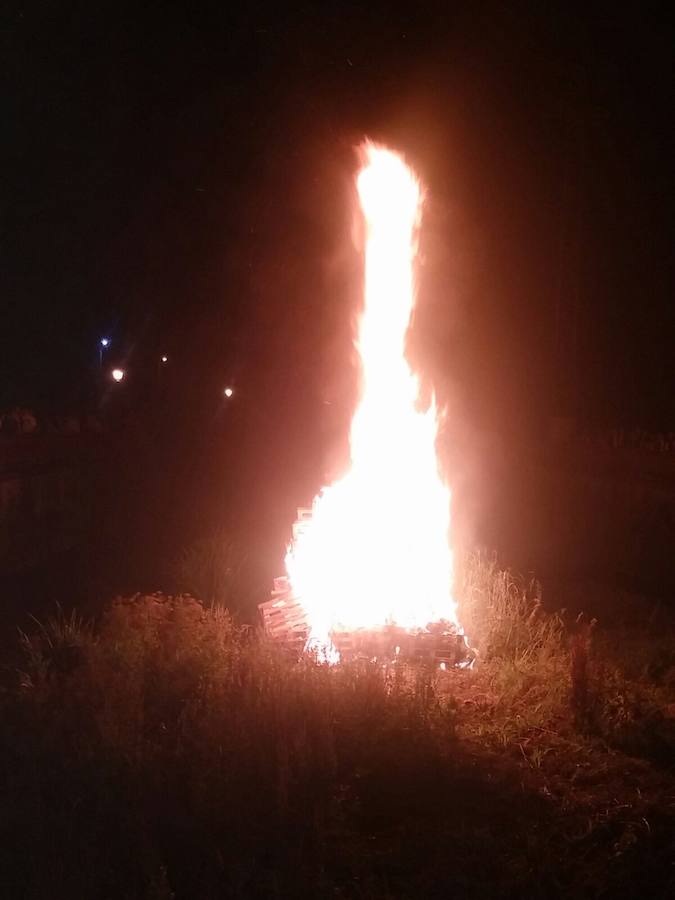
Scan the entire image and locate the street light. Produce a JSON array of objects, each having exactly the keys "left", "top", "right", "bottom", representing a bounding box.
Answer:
[
  {"left": 111, "top": 368, "right": 125, "bottom": 383},
  {"left": 224, "top": 386, "right": 233, "bottom": 398},
  {"left": 99, "top": 337, "right": 110, "bottom": 368},
  {"left": 161, "top": 355, "right": 168, "bottom": 364}
]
